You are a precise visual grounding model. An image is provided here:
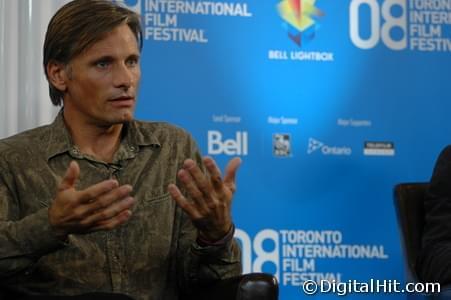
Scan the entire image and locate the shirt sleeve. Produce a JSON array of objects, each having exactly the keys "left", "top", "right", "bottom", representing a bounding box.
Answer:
[
  {"left": 176, "top": 207, "right": 242, "bottom": 294},
  {"left": 0, "top": 163, "right": 66, "bottom": 278}
]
